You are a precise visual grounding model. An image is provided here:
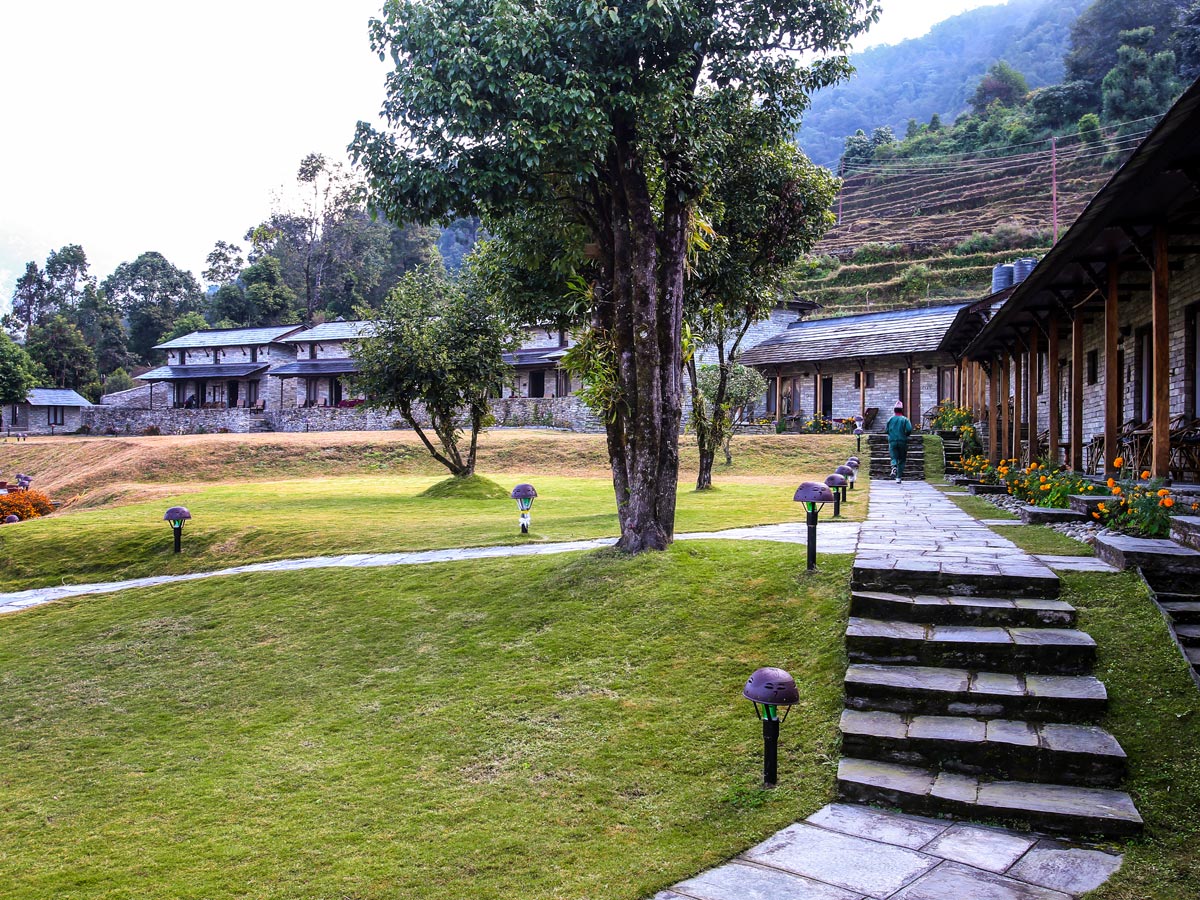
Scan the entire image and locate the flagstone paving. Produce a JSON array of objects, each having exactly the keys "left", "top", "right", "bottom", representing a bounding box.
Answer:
[{"left": 654, "top": 803, "right": 1123, "bottom": 900}]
